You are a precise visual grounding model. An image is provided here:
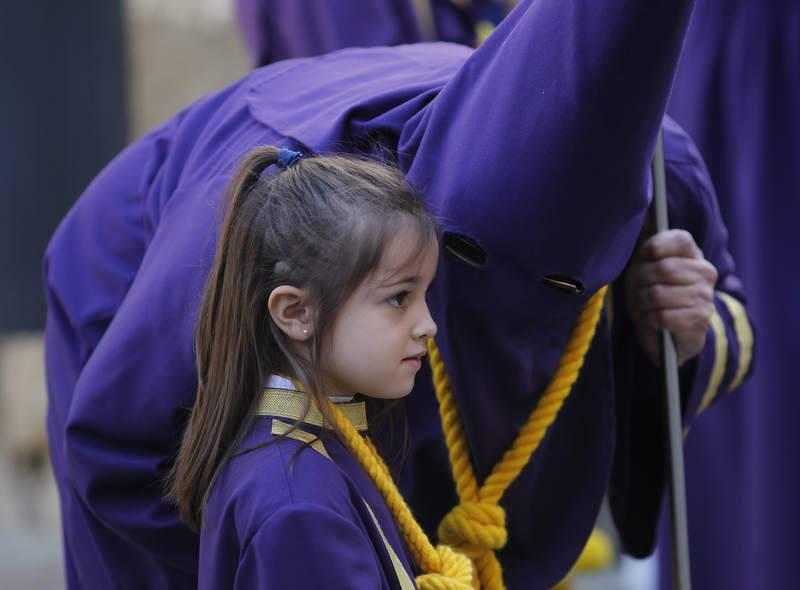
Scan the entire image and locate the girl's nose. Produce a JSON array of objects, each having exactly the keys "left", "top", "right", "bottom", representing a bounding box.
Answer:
[{"left": 413, "top": 303, "right": 438, "bottom": 340}]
